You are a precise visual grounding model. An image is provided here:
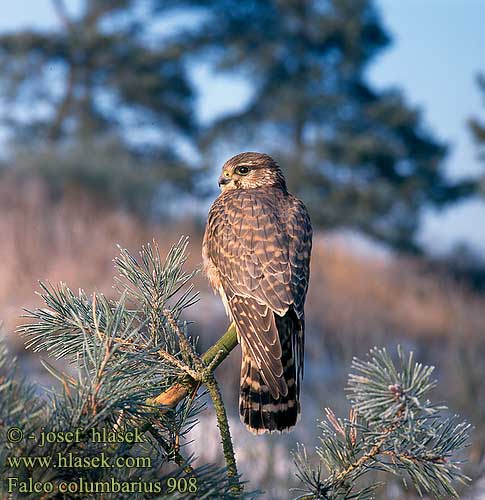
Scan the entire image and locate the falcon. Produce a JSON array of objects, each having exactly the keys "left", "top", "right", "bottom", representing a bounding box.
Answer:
[{"left": 202, "top": 152, "right": 312, "bottom": 434}]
